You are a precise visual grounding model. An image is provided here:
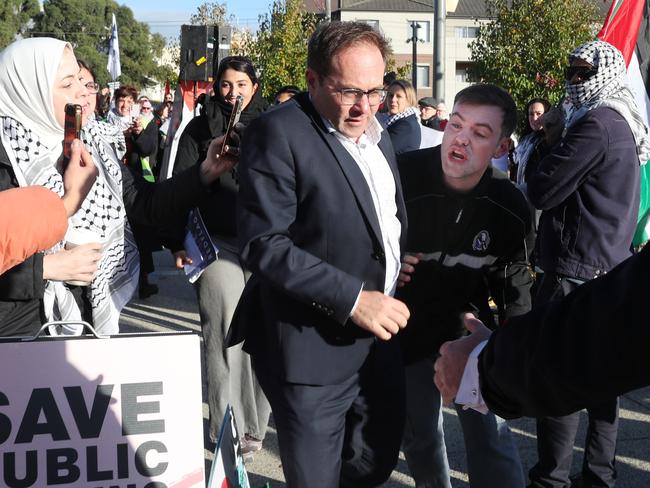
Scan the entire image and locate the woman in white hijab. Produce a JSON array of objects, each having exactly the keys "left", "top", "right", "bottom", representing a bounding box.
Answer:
[{"left": 0, "top": 37, "right": 236, "bottom": 336}]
